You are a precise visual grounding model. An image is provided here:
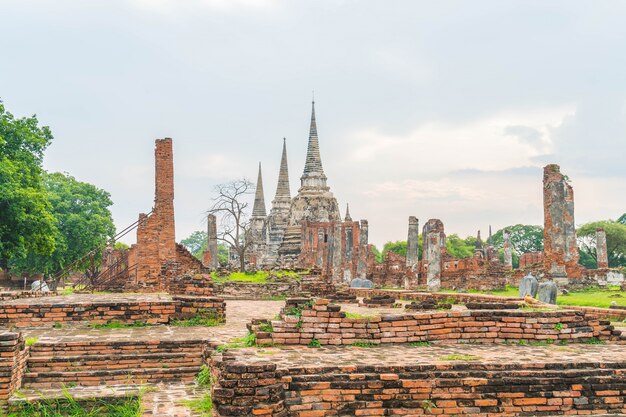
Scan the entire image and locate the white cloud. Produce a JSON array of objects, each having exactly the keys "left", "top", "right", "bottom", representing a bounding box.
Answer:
[{"left": 344, "top": 105, "right": 574, "bottom": 175}]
